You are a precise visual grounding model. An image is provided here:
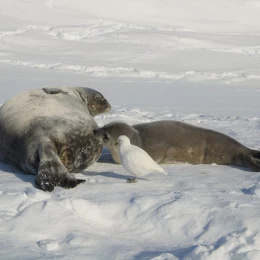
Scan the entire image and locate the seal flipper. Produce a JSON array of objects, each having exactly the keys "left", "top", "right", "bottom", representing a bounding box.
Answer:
[
  {"left": 243, "top": 151, "right": 260, "bottom": 172},
  {"left": 35, "top": 141, "right": 85, "bottom": 191},
  {"left": 43, "top": 88, "right": 68, "bottom": 95},
  {"left": 77, "top": 179, "right": 86, "bottom": 185}
]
